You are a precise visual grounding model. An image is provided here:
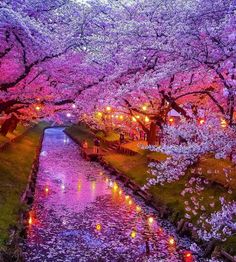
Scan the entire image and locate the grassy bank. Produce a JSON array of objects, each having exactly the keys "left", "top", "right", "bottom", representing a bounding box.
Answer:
[
  {"left": 0, "top": 122, "right": 48, "bottom": 246},
  {"left": 66, "top": 124, "right": 236, "bottom": 254}
]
